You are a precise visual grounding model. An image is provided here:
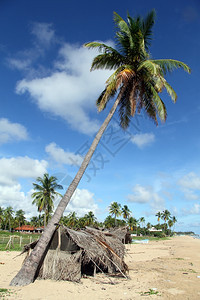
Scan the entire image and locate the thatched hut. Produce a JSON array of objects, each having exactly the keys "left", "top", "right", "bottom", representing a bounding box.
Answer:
[
  {"left": 25, "top": 226, "right": 128, "bottom": 283},
  {"left": 103, "top": 227, "right": 132, "bottom": 244}
]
